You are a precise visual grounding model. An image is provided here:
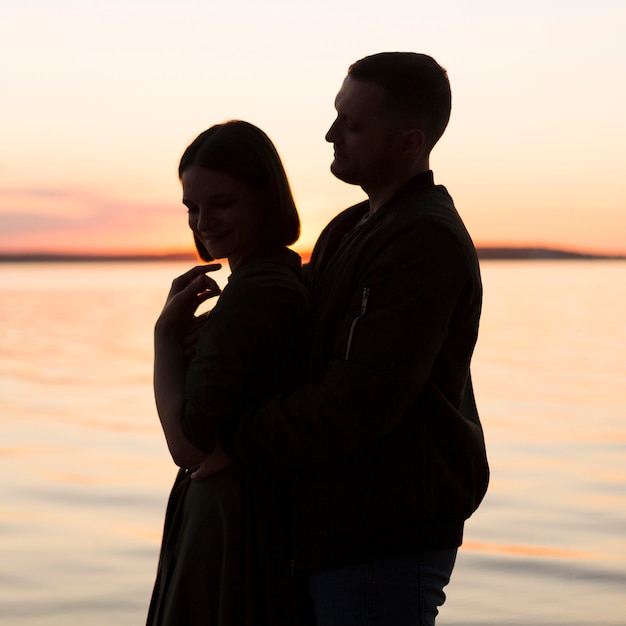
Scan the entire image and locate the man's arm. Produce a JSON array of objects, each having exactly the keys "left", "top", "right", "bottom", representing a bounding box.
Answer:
[{"left": 240, "top": 226, "right": 479, "bottom": 467}]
